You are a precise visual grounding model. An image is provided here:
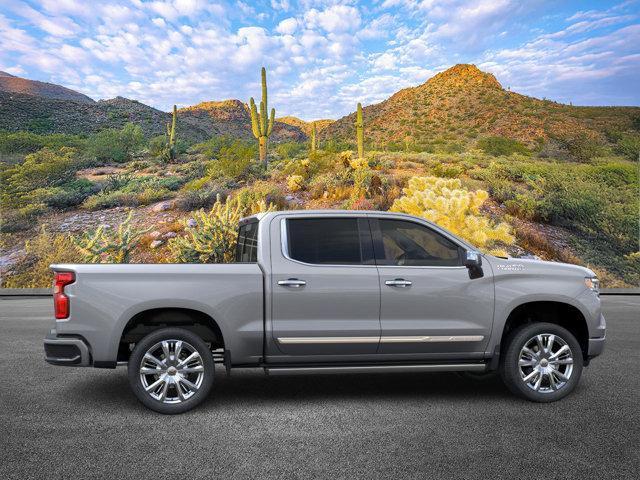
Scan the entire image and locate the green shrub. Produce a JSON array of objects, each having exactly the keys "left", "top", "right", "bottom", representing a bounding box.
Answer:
[
  {"left": 615, "top": 133, "right": 640, "bottom": 160},
  {"left": 275, "top": 142, "right": 306, "bottom": 160},
  {"left": 155, "top": 176, "right": 185, "bottom": 191},
  {"left": 505, "top": 194, "right": 540, "bottom": 220},
  {"left": 88, "top": 123, "right": 144, "bottom": 163},
  {"left": 82, "top": 191, "right": 138, "bottom": 210},
  {"left": 27, "top": 117, "right": 54, "bottom": 134},
  {"left": 234, "top": 181, "right": 286, "bottom": 210},
  {"left": 478, "top": 136, "right": 529, "bottom": 156},
  {"left": 82, "top": 187, "right": 173, "bottom": 210},
  {"left": 555, "top": 132, "right": 603, "bottom": 162},
  {"left": 215, "top": 140, "right": 256, "bottom": 177},
  {"left": 31, "top": 187, "right": 75, "bottom": 209},
  {"left": 192, "top": 136, "right": 236, "bottom": 158},
  {"left": 2, "top": 227, "right": 83, "bottom": 287},
  {"left": 432, "top": 163, "right": 464, "bottom": 178},
  {"left": 148, "top": 135, "right": 167, "bottom": 157},
  {"left": 0, "top": 203, "right": 46, "bottom": 232},
  {"left": 0, "top": 147, "right": 82, "bottom": 208},
  {"left": 175, "top": 189, "right": 228, "bottom": 212},
  {"left": 0, "top": 131, "right": 87, "bottom": 154}
]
